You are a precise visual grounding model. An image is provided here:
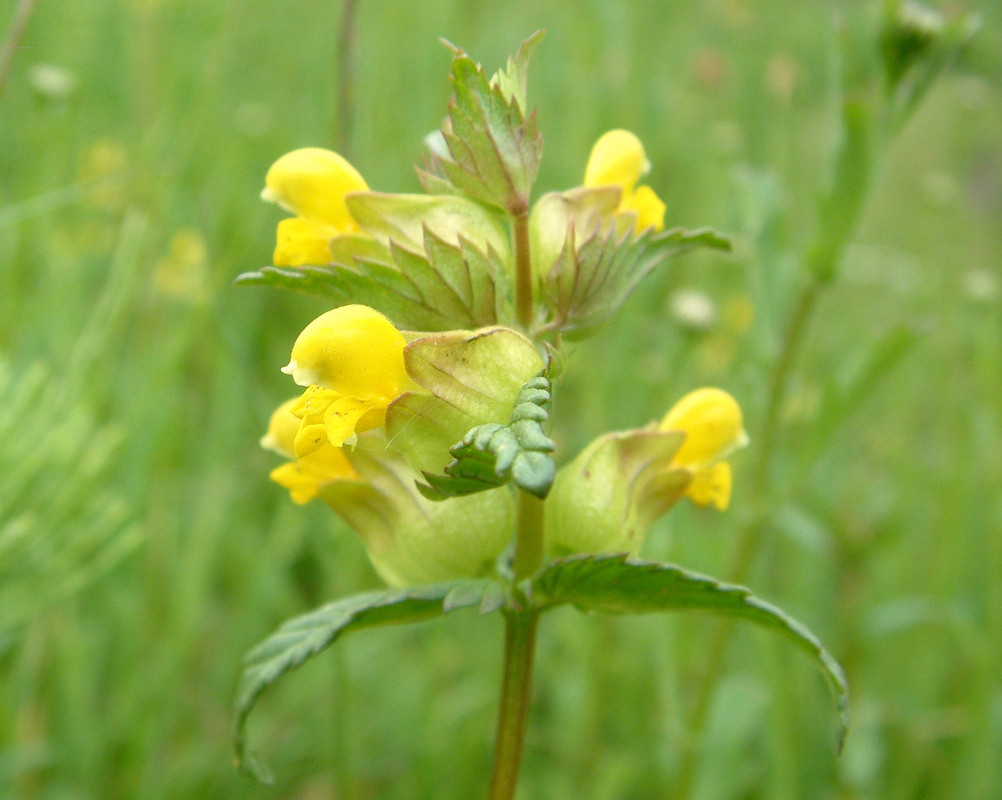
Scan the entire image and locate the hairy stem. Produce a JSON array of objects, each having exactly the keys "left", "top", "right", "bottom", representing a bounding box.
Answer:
[
  {"left": 513, "top": 208, "right": 533, "bottom": 331},
  {"left": 0, "top": 0, "right": 40, "bottom": 100},
  {"left": 487, "top": 610, "right": 539, "bottom": 800}
]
